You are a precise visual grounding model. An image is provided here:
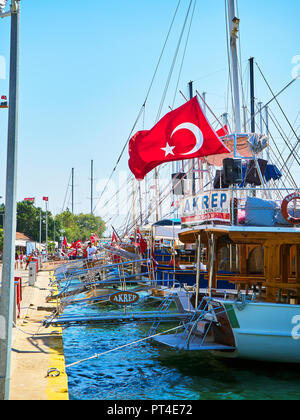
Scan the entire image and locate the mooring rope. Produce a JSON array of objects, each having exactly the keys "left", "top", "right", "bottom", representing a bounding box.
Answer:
[{"left": 65, "top": 323, "right": 187, "bottom": 369}]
